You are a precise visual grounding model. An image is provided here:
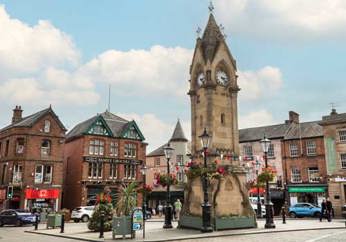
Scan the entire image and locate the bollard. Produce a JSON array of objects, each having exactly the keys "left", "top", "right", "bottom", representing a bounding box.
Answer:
[
  {"left": 60, "top": 214, "right": 65, "bottom": 233},
  {"left": 99, "top": 211, "right": 105, "bottom": 239},
  {"left": 281, "top": 206, "right": 286, "bottom": 224},
  {"left": 34, "top": 214, "right": 39, "bottom": 230}
]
